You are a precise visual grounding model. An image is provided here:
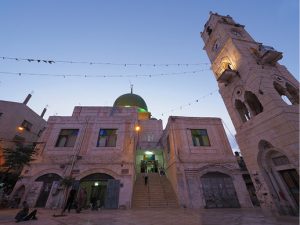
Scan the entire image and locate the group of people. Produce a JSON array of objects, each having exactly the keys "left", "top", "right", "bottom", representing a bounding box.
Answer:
[{"left": 14, "top": 187, "right": 88, "bottom": 222}]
